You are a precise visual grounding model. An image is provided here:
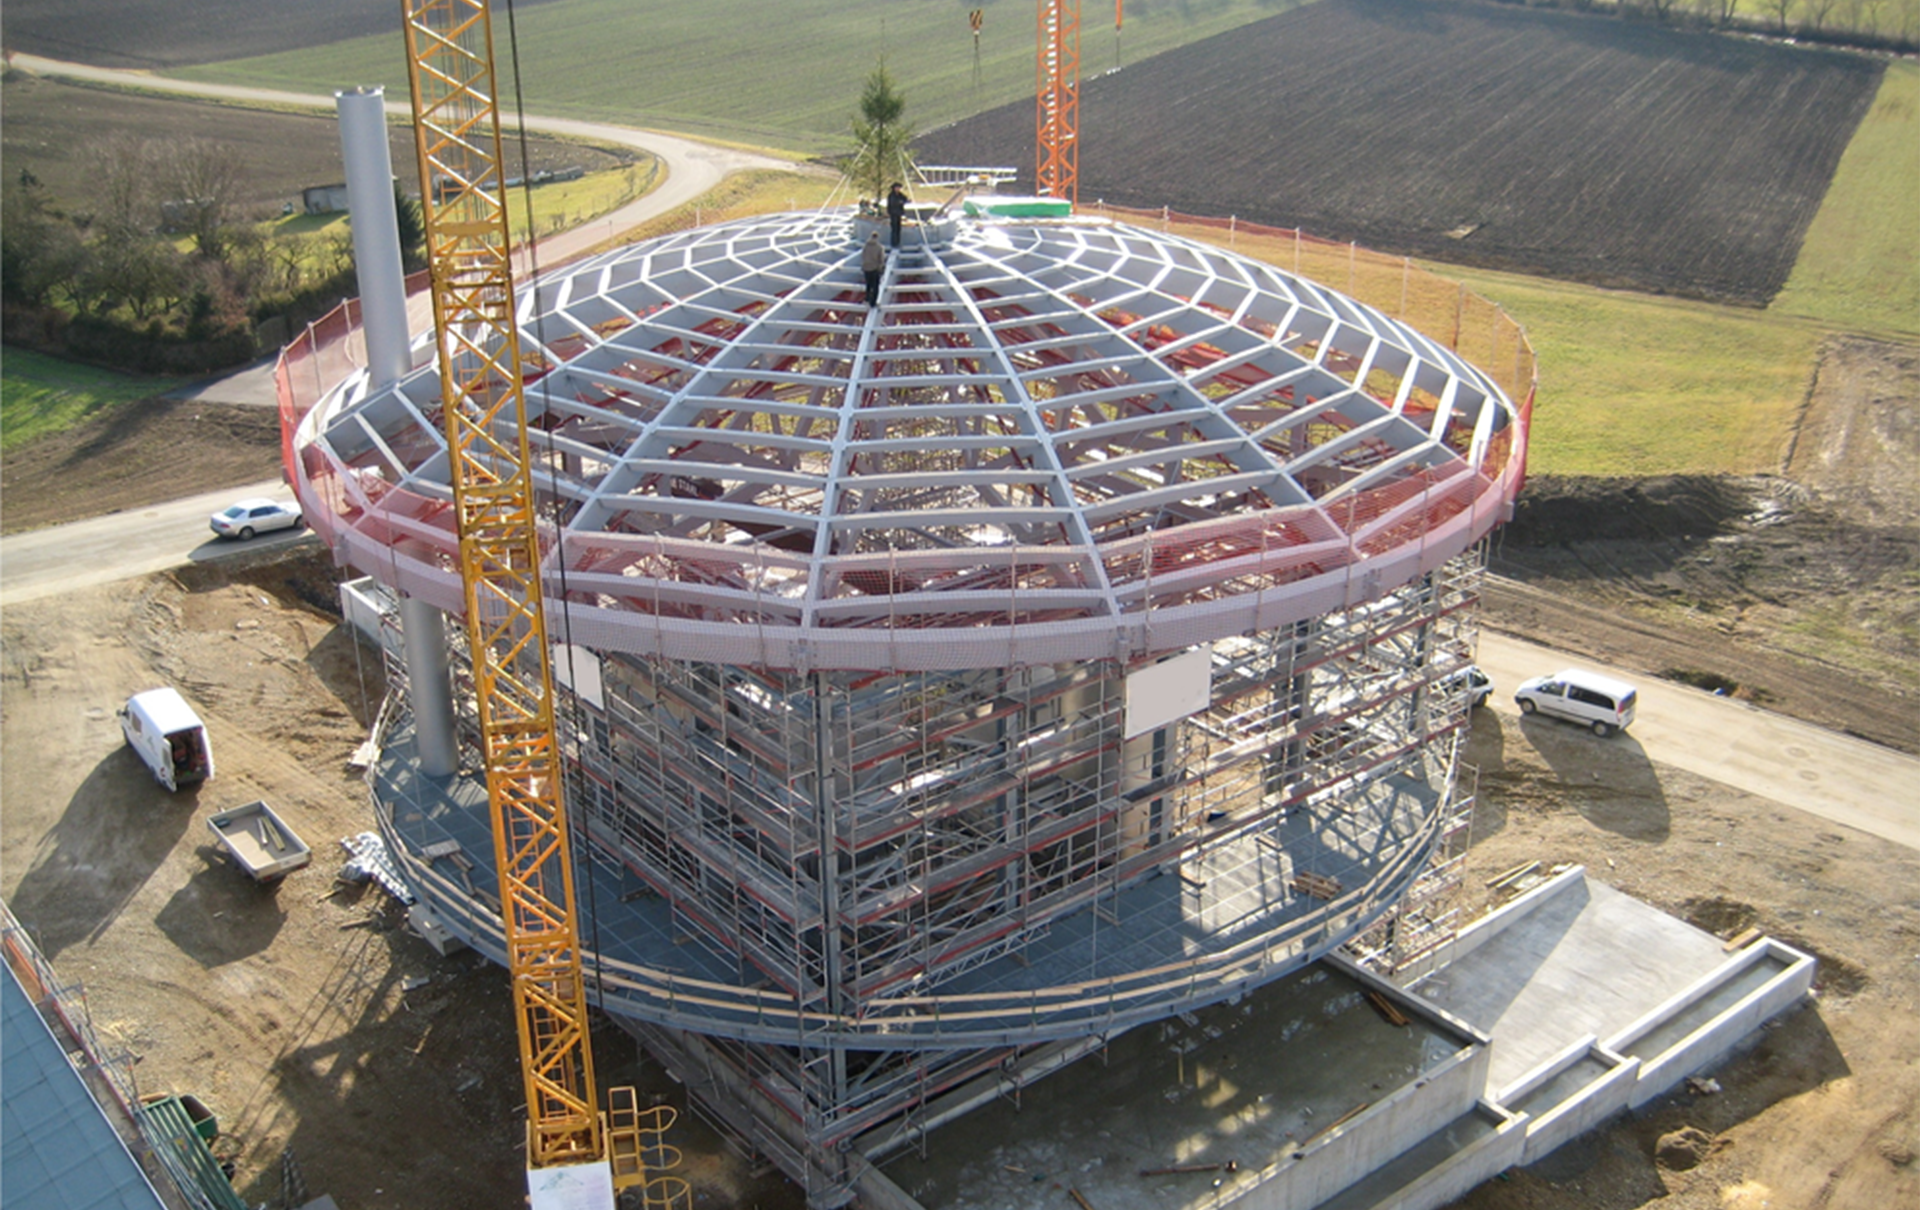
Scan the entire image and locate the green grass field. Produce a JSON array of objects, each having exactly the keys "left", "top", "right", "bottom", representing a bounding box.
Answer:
[
  {"left": 1, "top": 350, "right": 179, "bottom": 452},
  {"left": 174, "top": 0, "right": 1297, "bottom": 152},
  {"left": 1772, "top": 60, "right": 1920, "bottom": 336},
  {"left": 1438, "top": 270, "right": 1823, "bottom": 478}
]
